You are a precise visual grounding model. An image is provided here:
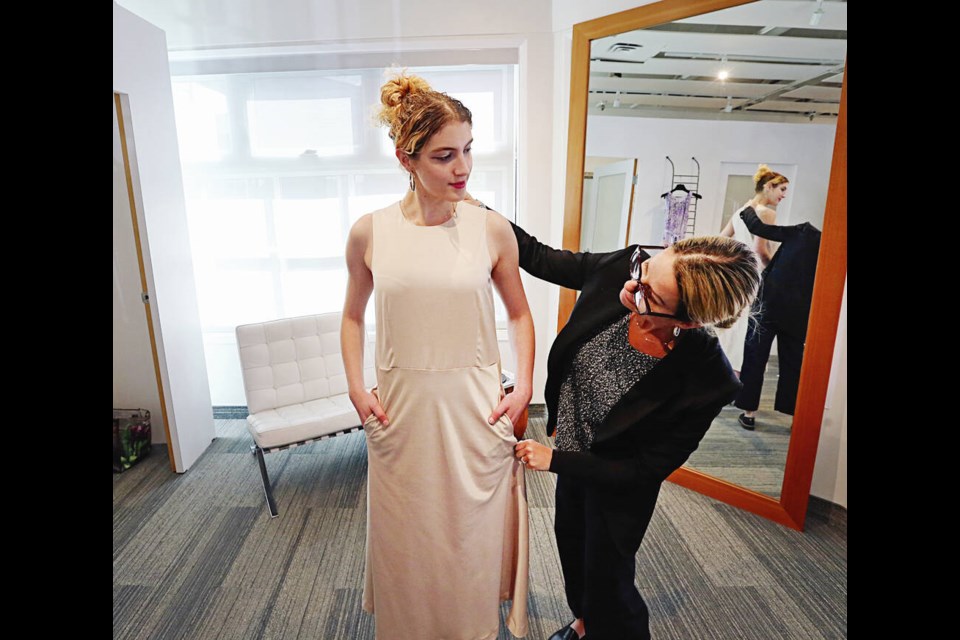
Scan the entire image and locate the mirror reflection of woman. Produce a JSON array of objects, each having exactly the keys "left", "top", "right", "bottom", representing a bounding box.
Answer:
[
  {"left": 716, "top": 165, "right": 789, "bottom": 376},
  {"left": 721, "top": 164, "right": 789, "bottom": 267},
  {"left": 340, "top": 71, "right": 534, "bottom": 640},
  {"left": 507, "top": 226, "right": 761, "bottom": 640}
]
